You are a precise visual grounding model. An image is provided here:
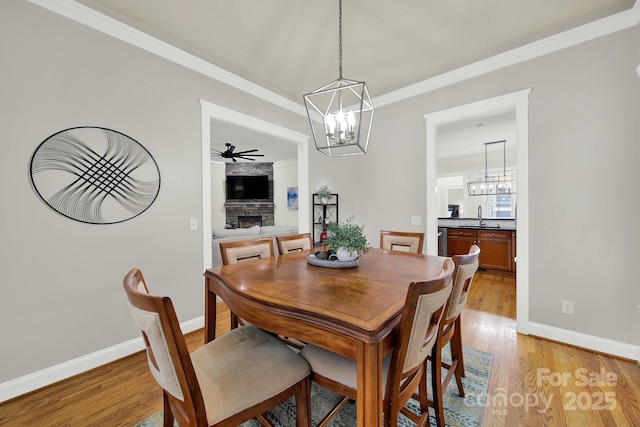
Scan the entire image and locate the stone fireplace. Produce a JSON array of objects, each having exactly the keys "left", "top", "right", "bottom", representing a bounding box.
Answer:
[{"left": 225, "top": 162, "right": 274, "bottom": 228}]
